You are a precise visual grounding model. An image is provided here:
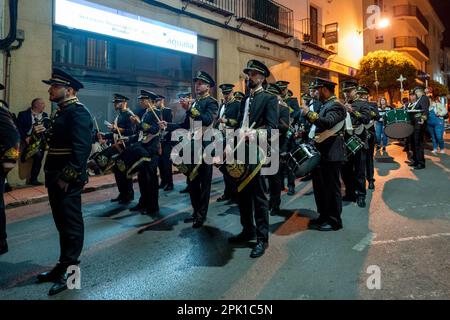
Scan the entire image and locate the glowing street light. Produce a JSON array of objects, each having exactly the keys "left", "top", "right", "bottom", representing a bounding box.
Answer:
[{"left": 377, "top": 18, "right": 390, "bottom": 29}]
